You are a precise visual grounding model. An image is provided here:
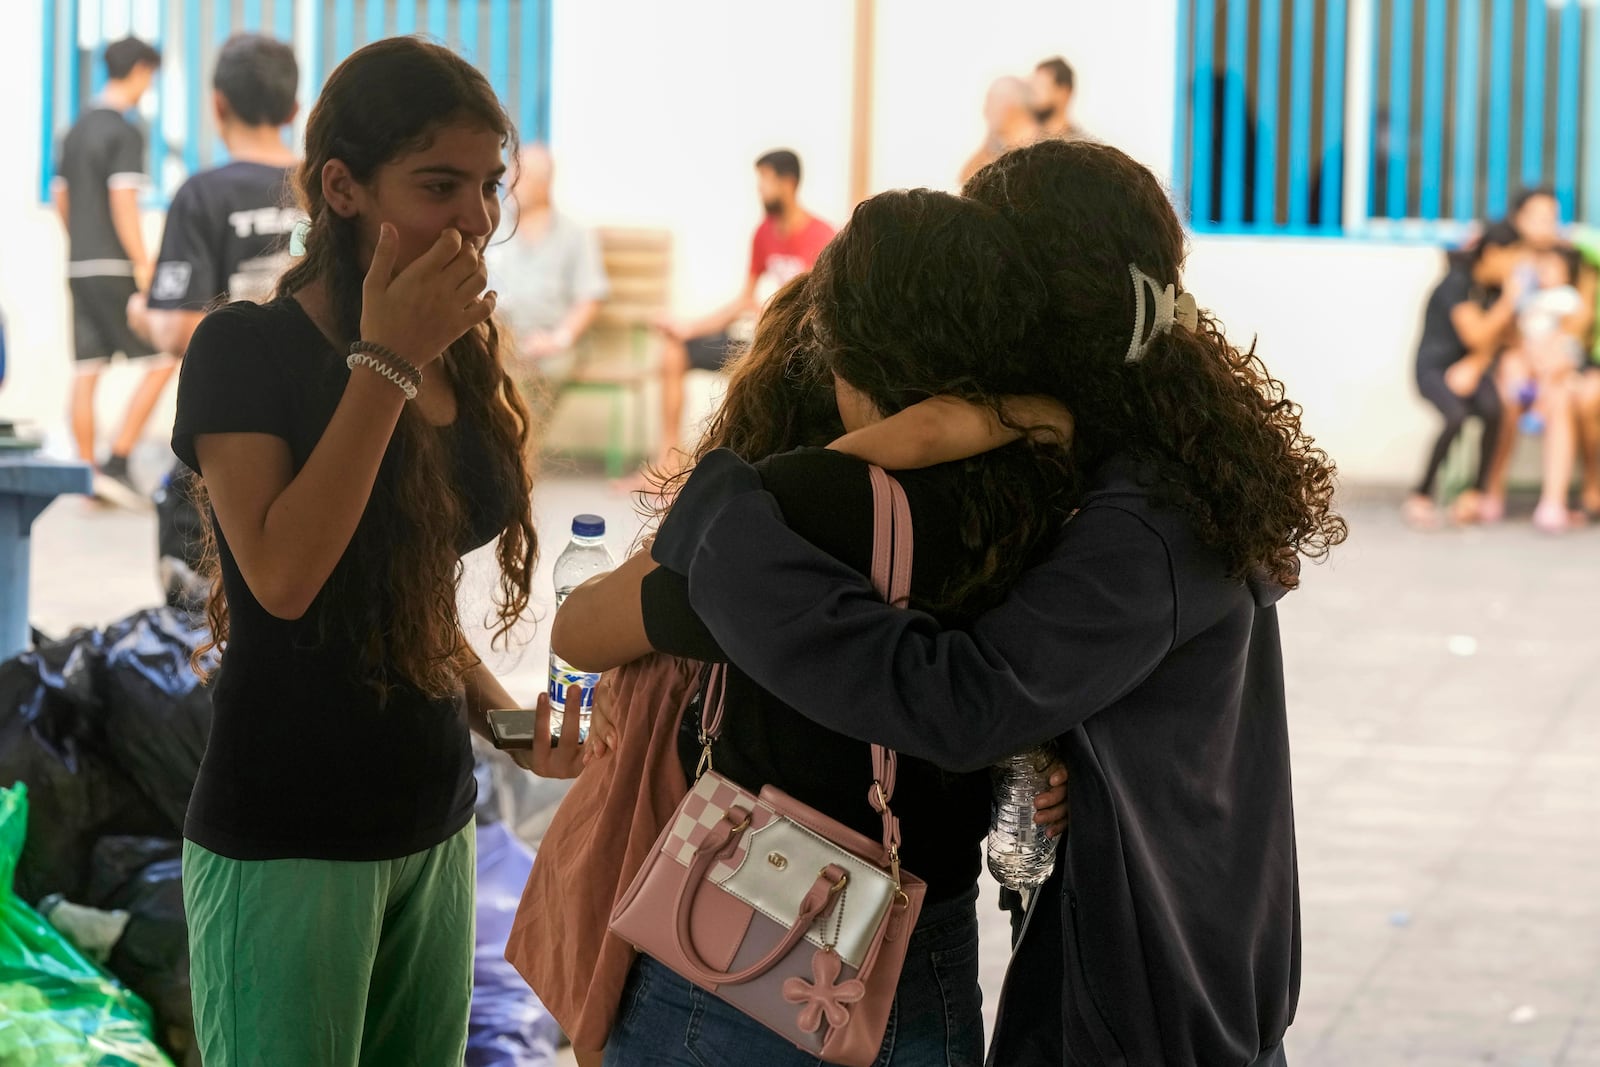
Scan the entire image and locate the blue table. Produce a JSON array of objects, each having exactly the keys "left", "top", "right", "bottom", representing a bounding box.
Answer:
[{"left": 0, "top": 456, "right": 92, "bottom": 660}]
